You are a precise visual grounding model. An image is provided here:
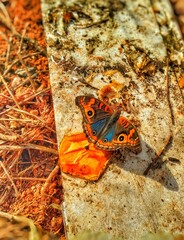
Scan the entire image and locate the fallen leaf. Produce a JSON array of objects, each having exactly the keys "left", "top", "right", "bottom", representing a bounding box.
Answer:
[{"left": 59, "top": 133, "right": 112, "bottom": 180}]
